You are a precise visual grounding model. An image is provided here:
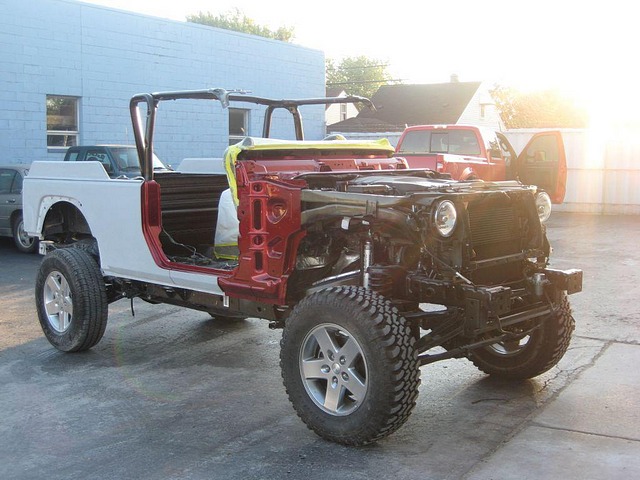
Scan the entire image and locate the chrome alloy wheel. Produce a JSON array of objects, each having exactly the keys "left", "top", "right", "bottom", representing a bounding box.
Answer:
[
  {"left": 16, "top": 219, "right": 35, "bottom": 250},
  {"left": 299, "top": 323, "right": 368, "bottom": 416},
  {"left": 43, "top": 270, "right": 74, "bottom": 333}
]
